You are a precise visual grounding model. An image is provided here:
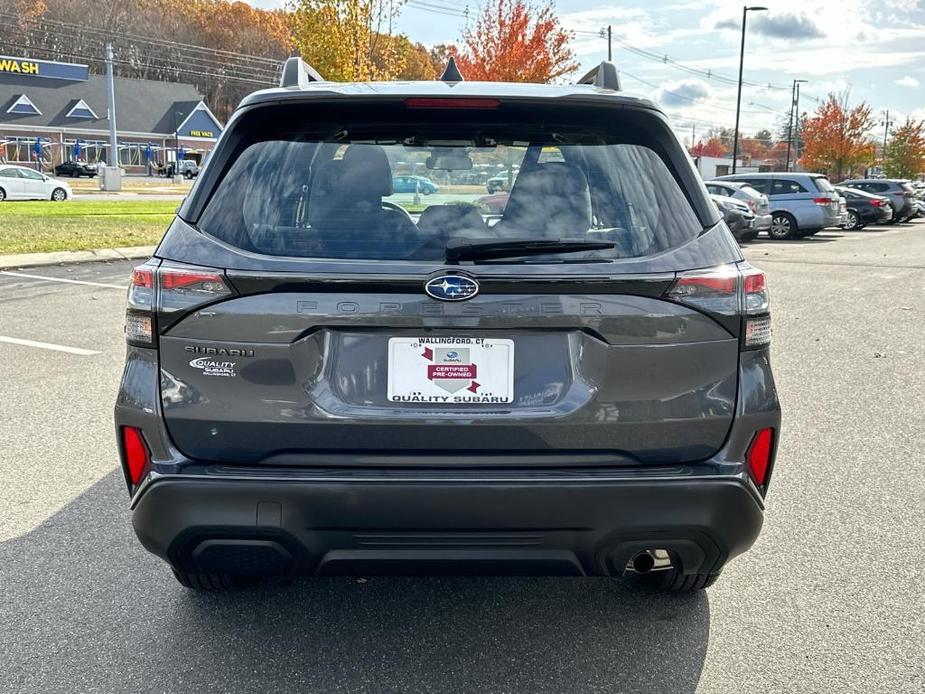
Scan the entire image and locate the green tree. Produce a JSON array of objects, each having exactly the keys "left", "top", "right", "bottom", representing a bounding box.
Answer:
[{"left": 883, "top": 119, "right": 925, "bottom": 179}]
